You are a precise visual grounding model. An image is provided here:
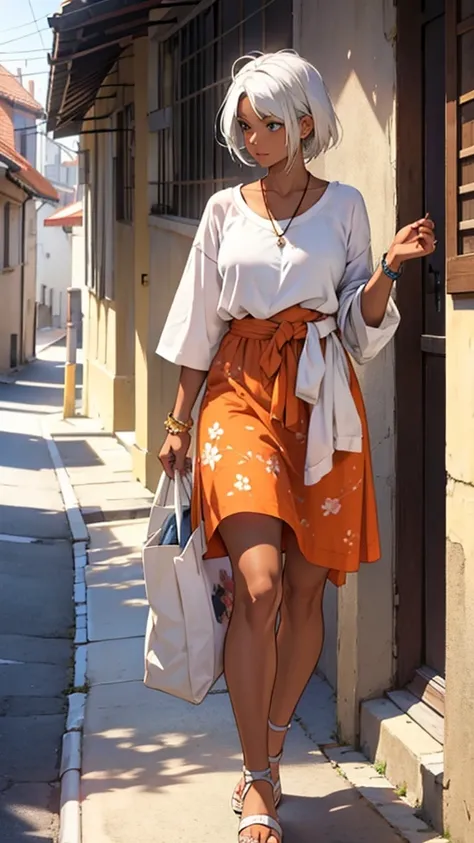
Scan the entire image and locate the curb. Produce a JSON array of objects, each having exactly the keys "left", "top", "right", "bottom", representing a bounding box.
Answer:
[
  {"left": 43, "top": 424, "right": 89, "bottom": 544},
  {"left": 43, "top": 422, "right": 89, "bottom": 843}
]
